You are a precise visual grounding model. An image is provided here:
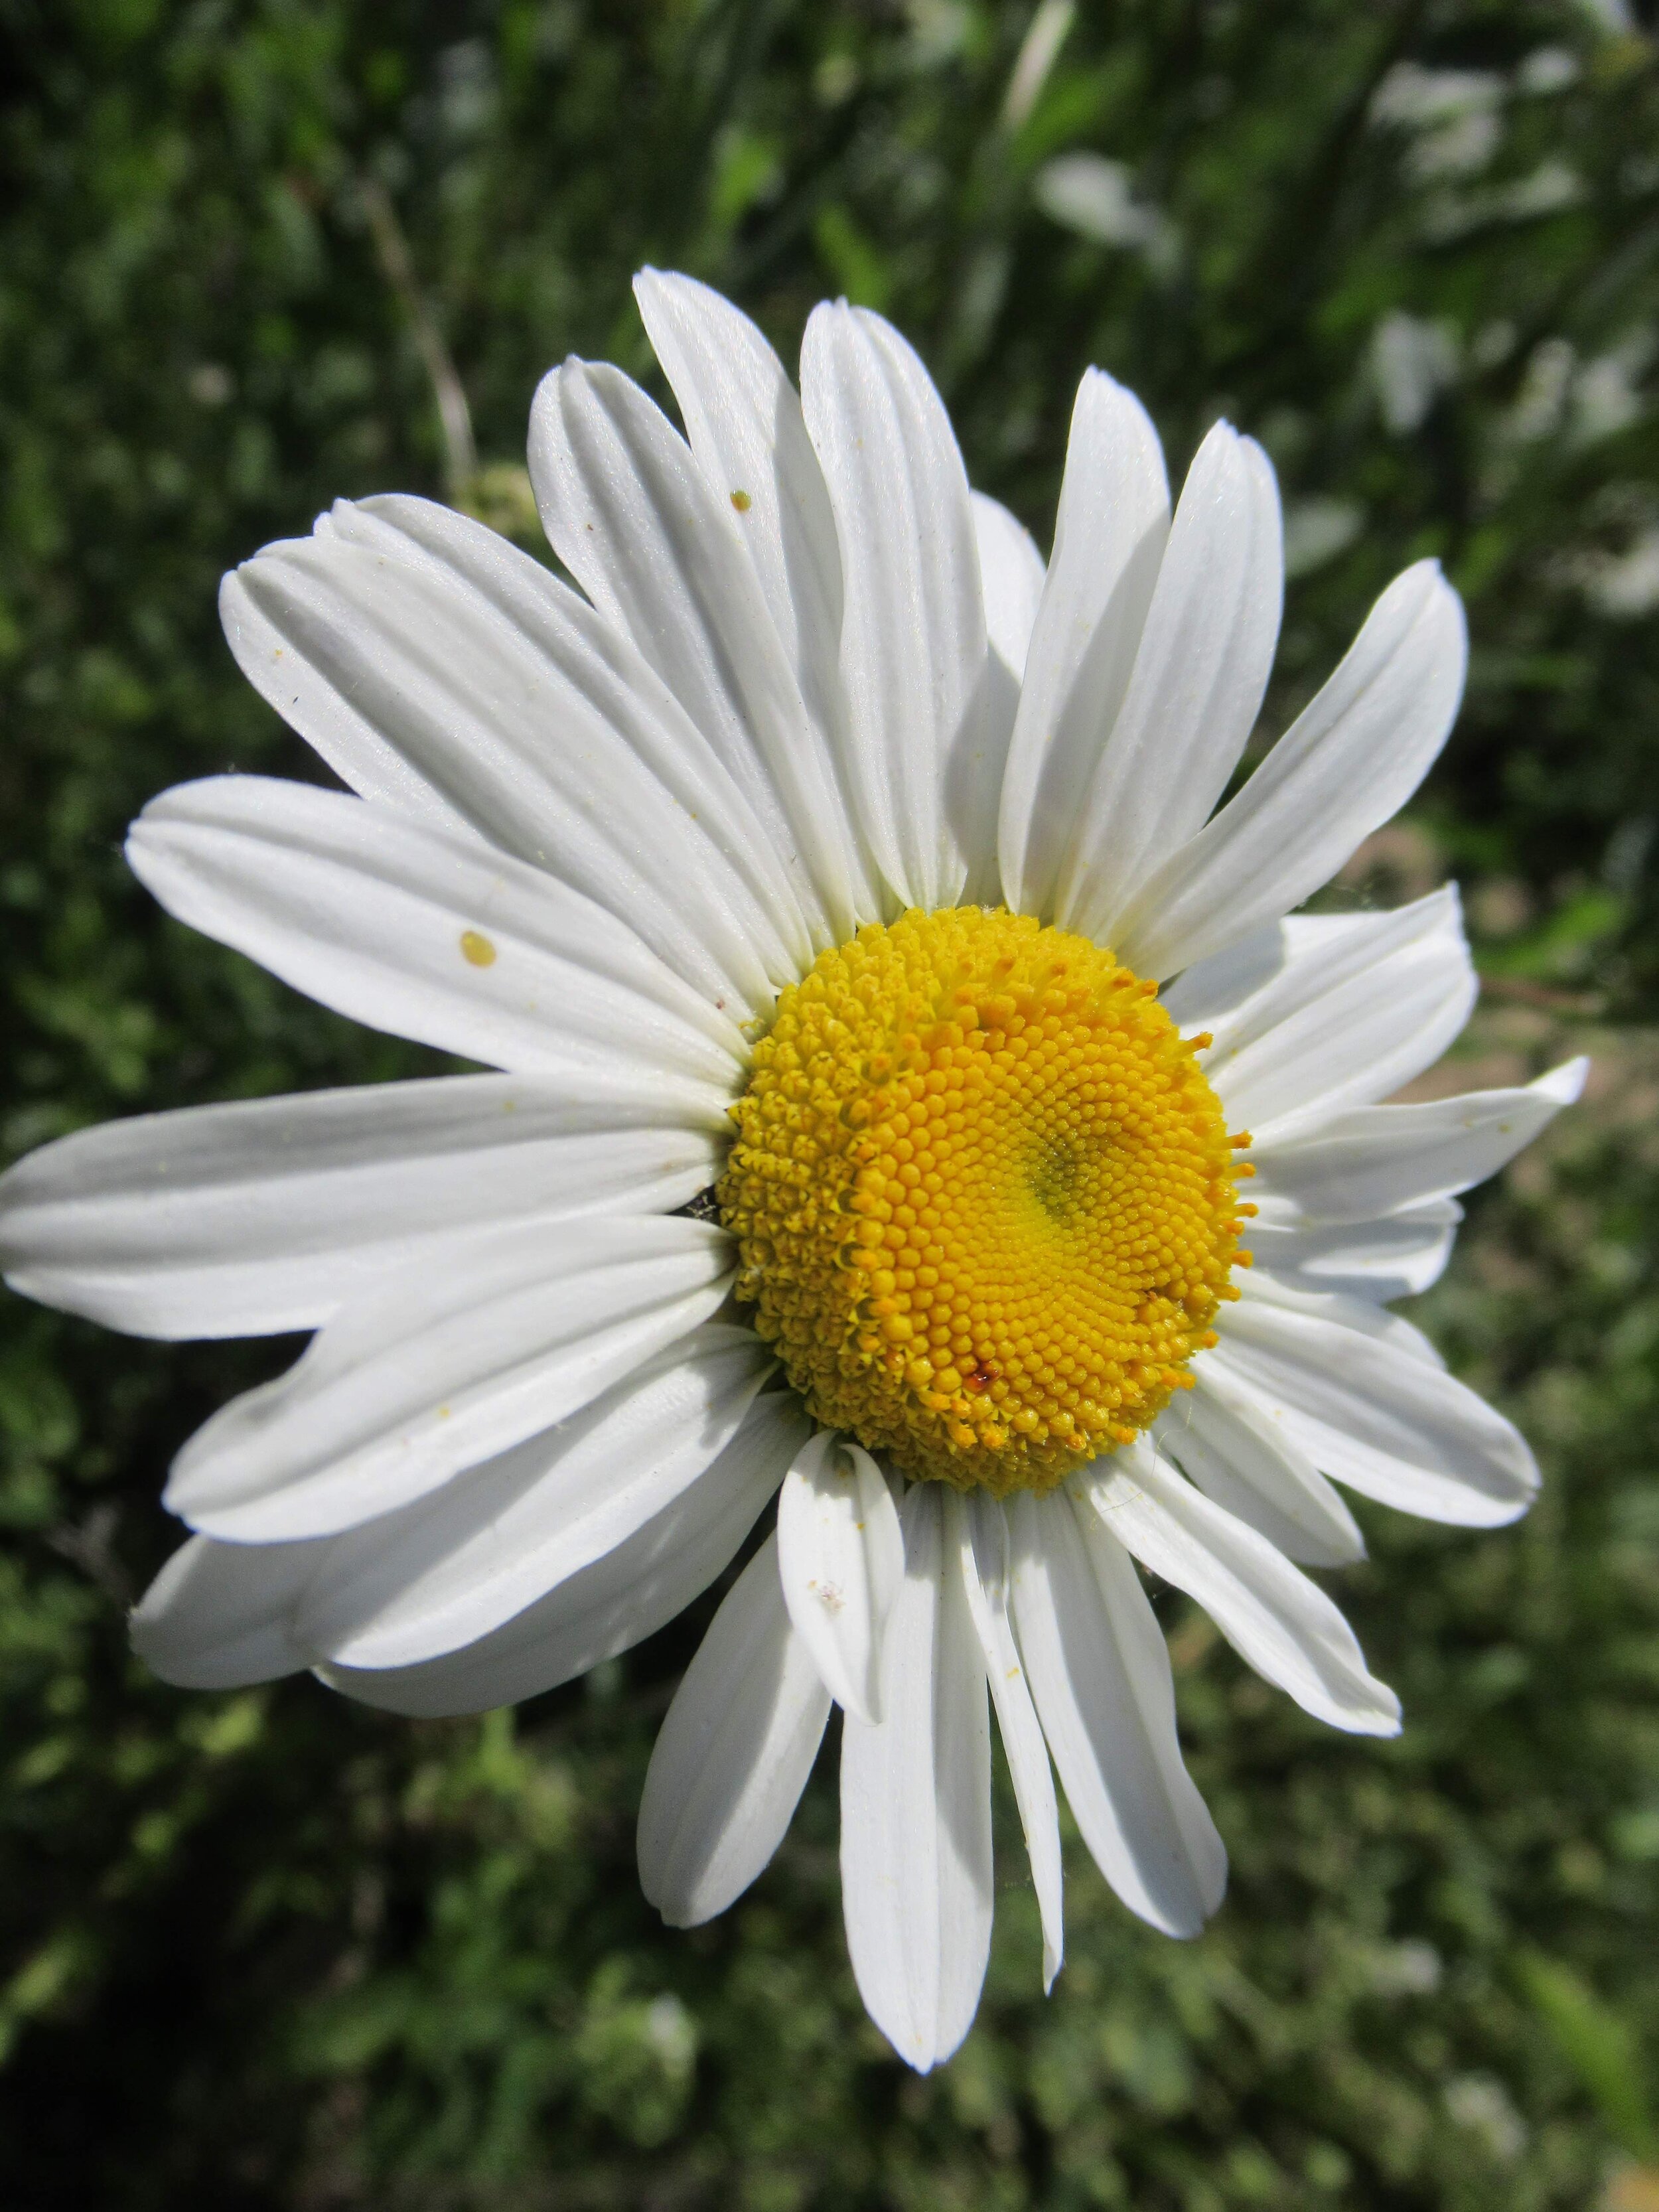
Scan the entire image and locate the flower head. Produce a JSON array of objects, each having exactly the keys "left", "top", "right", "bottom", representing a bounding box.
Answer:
[
  {"left": 721, "top": 906, "right": 1246, "bottom": 1490},
  {"left": 0, "top": 271, "right": 1583, "bottom": 2071}
]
